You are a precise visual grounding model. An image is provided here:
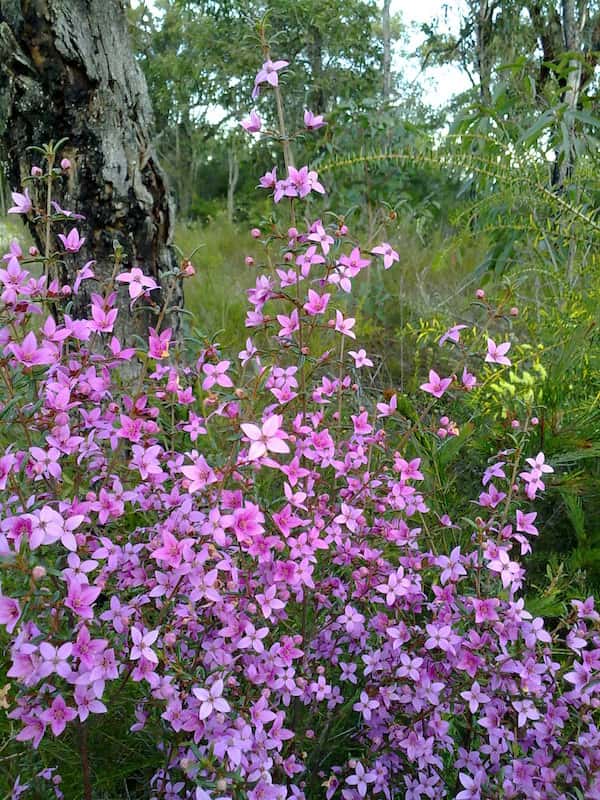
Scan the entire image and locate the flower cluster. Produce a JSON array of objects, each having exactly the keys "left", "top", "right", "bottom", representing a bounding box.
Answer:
[{"left": 0, "top": 55, "right": 598, "bottom": 800}]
